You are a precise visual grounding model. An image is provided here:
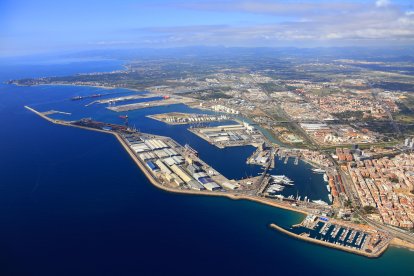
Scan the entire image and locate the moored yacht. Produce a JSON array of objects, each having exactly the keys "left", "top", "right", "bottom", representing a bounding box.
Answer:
[{"left": 312, "top": 168, "right": 325, "bottom": 174}]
